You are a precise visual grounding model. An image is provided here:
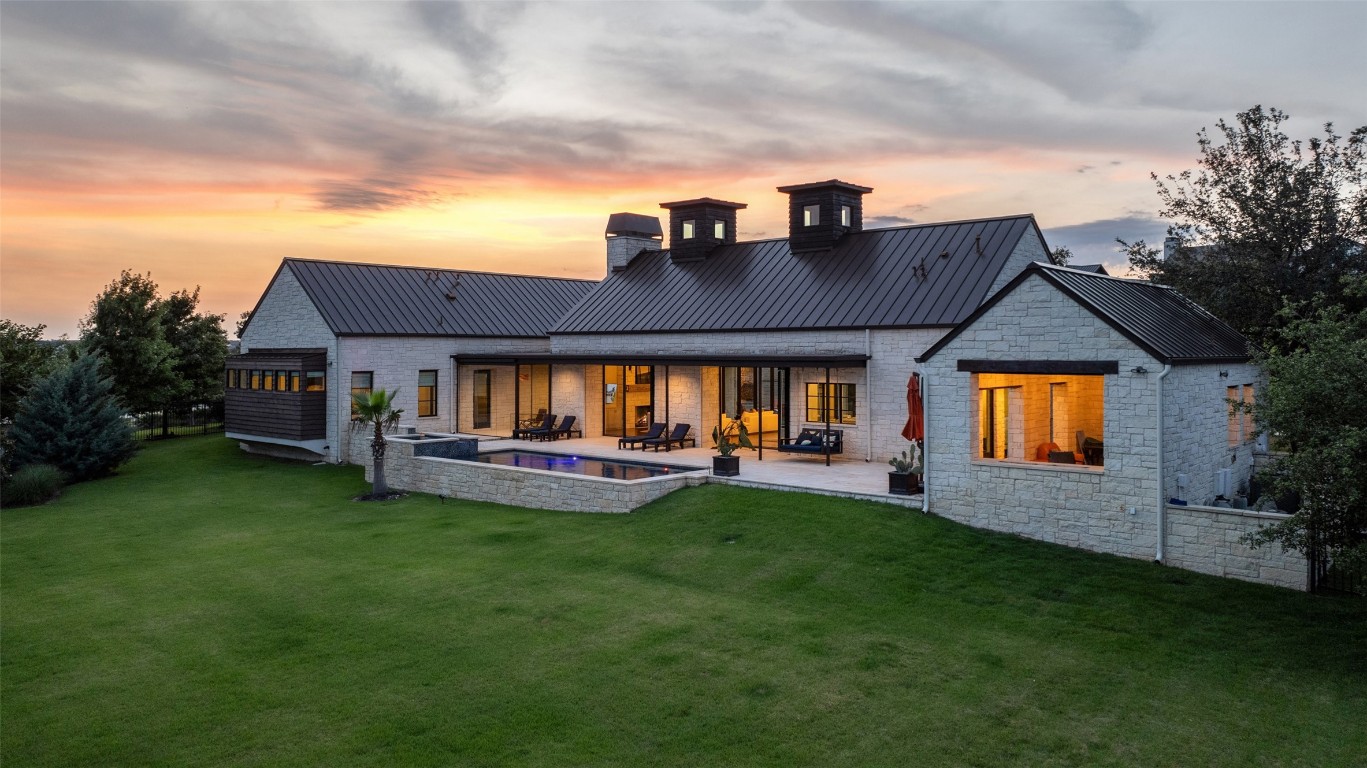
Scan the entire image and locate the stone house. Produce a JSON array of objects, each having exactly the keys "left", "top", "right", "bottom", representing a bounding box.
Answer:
[{"left": 916, "top": 262, "right": 1302, "bottom": 588}]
